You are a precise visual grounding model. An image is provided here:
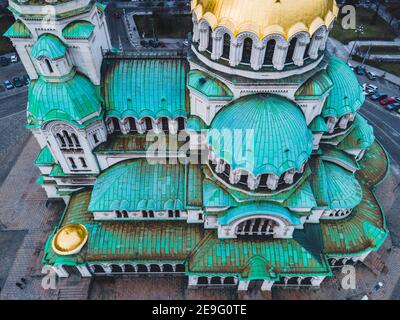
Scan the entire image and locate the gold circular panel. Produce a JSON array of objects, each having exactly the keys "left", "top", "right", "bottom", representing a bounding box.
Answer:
[{"left": 52, "top": 224, "right": 88, "bottom": 256}]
